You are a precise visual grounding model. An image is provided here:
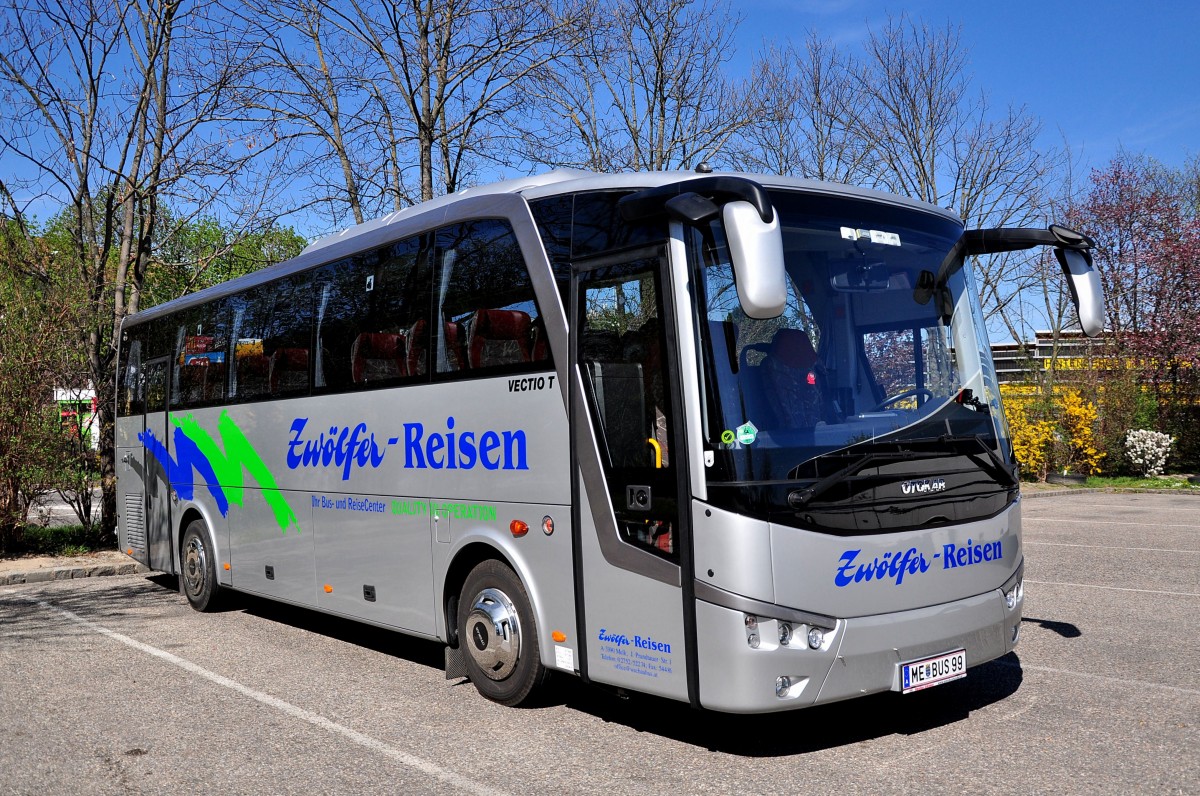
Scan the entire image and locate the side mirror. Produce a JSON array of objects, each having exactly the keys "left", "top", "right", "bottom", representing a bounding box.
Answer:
[
  {"left": 723, "top": 200, "right": 787, "bottom": 319},
  {"left": 1054, "top": 248, "right": 1104, "bottom": 337}
]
